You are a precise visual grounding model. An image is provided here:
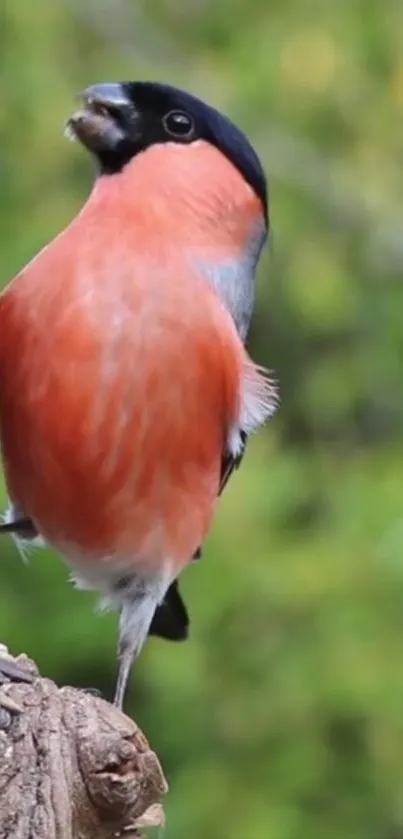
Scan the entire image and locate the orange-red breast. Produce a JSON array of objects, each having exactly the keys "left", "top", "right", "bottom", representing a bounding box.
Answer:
[{"left": 0, "top": 82, "right": 277, "bottom": 709}]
